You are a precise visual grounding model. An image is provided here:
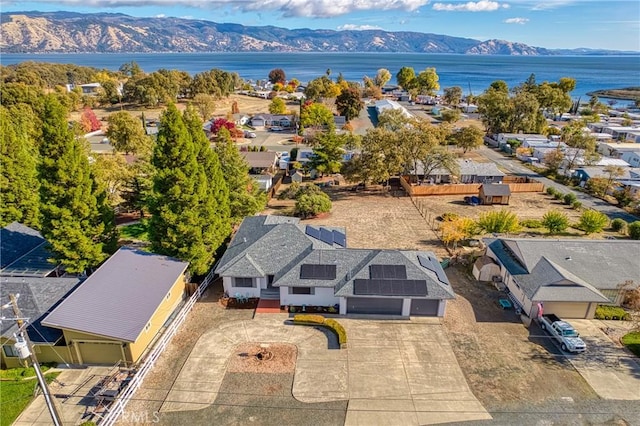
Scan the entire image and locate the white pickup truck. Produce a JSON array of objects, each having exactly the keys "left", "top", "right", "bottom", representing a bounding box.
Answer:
[{"left": 539, "top": 314, "right": 586, "bottom": 353}]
